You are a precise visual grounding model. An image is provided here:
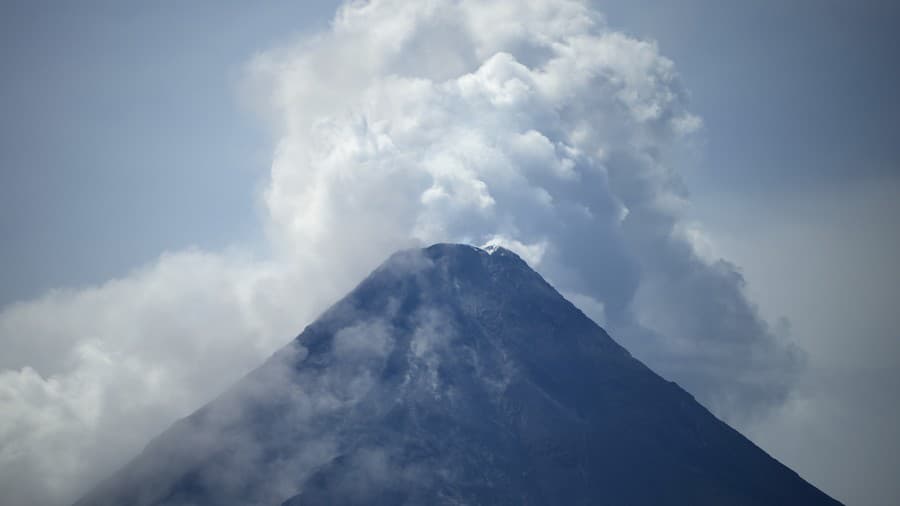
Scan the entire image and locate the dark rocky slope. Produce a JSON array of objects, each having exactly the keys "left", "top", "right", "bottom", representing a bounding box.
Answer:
[{"left": 75, "top": 244, "right": 840, "bottom": 506}]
